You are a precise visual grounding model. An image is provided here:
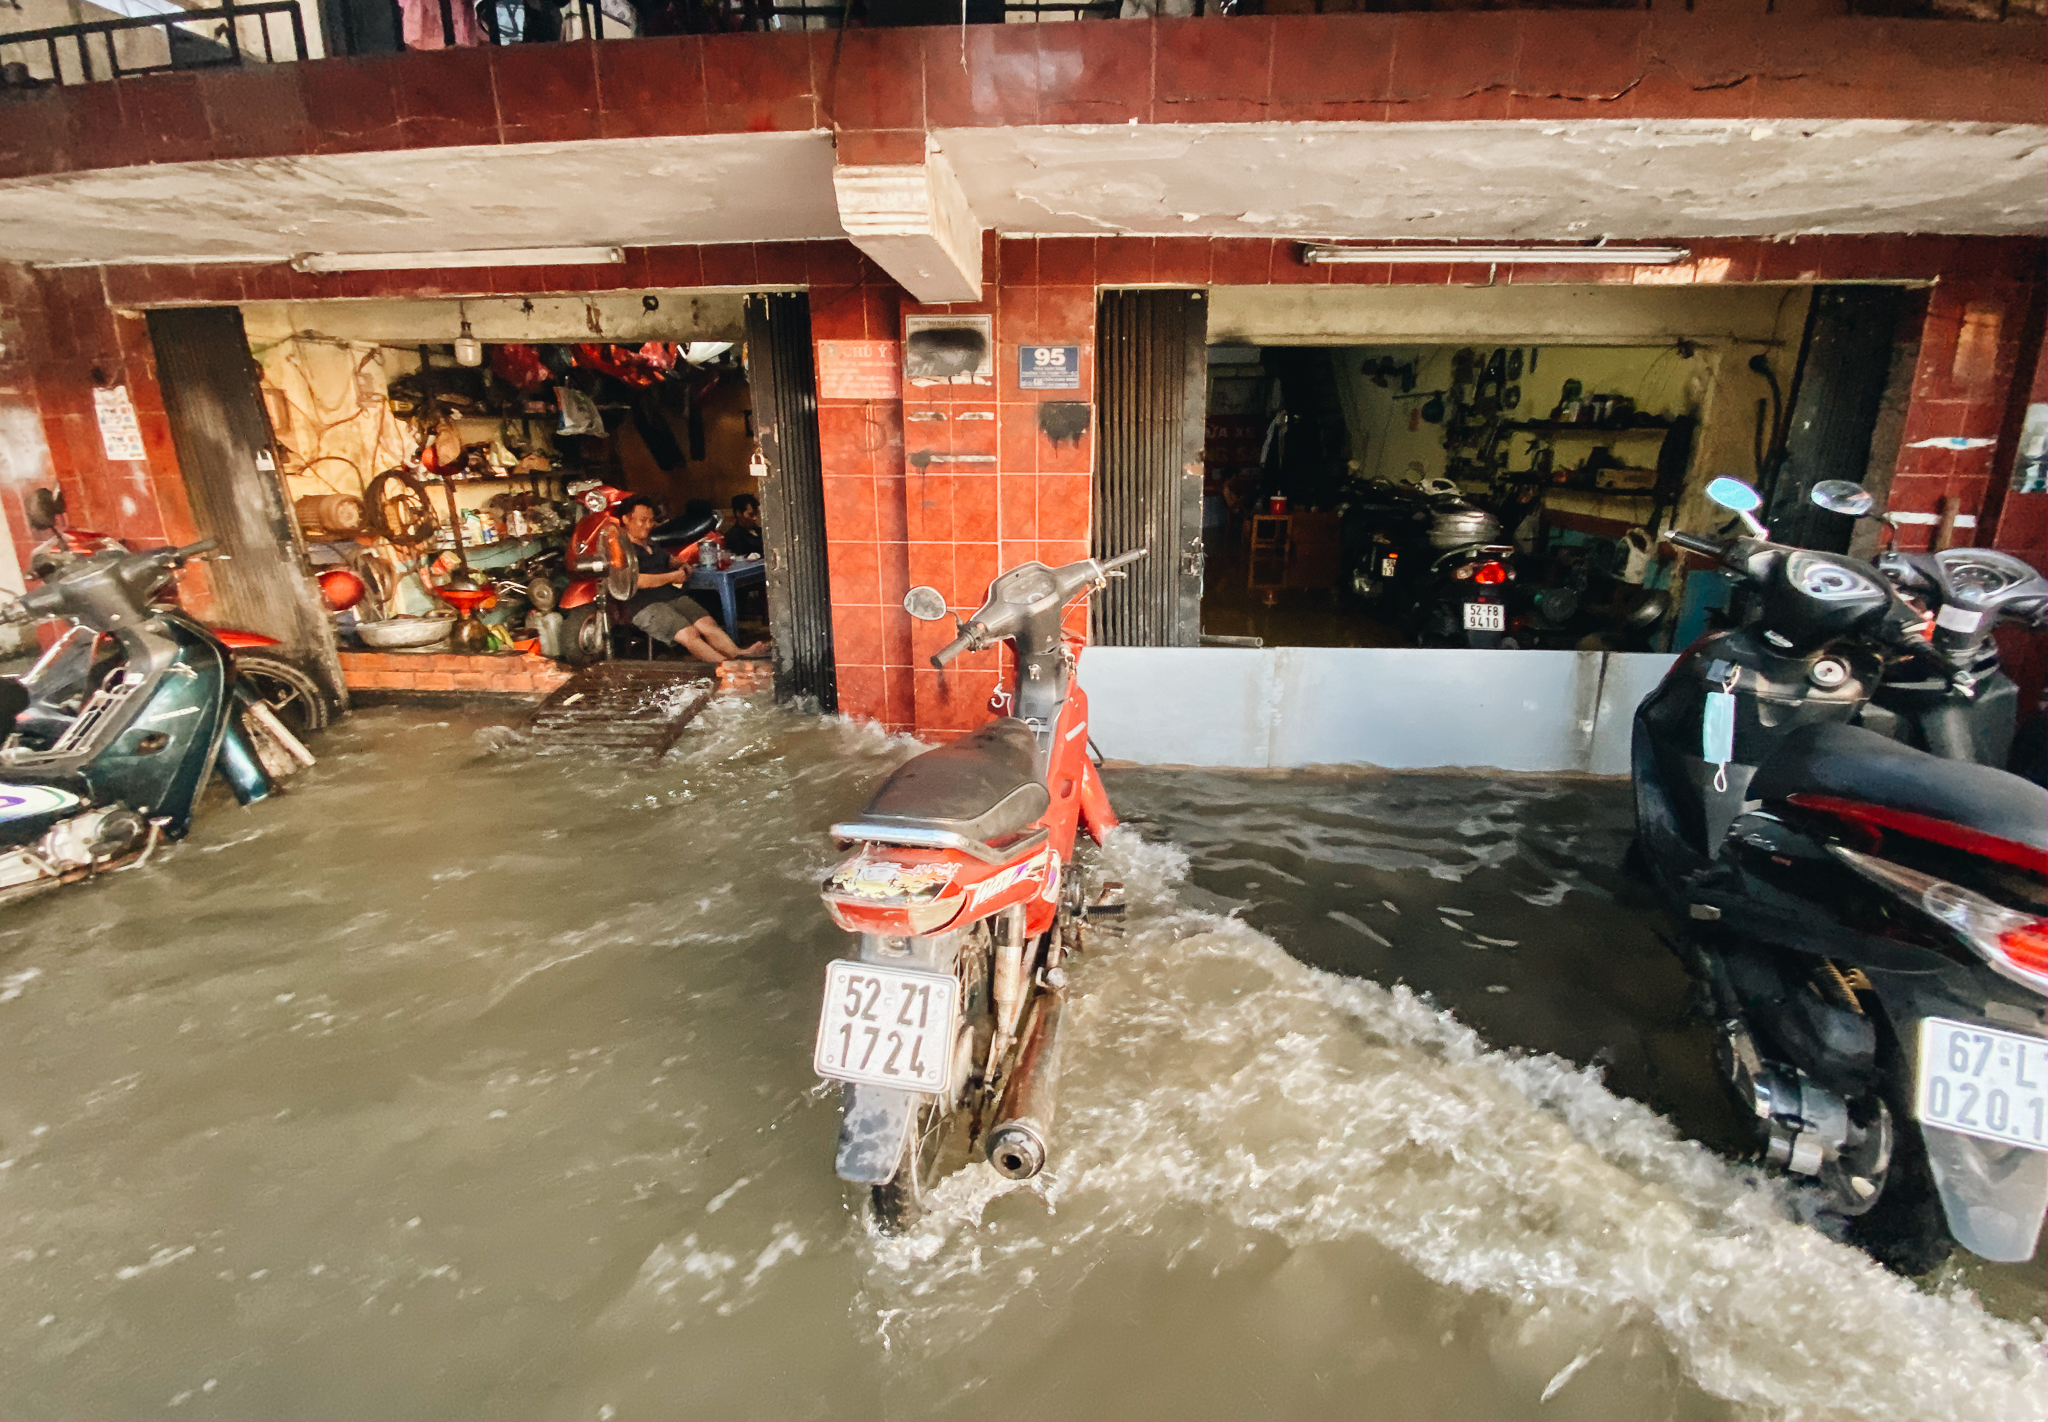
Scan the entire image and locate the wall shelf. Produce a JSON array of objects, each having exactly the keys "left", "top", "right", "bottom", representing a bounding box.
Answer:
[{"left": 1505, "top": 421, "right": 1672, "bottom": 438}]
